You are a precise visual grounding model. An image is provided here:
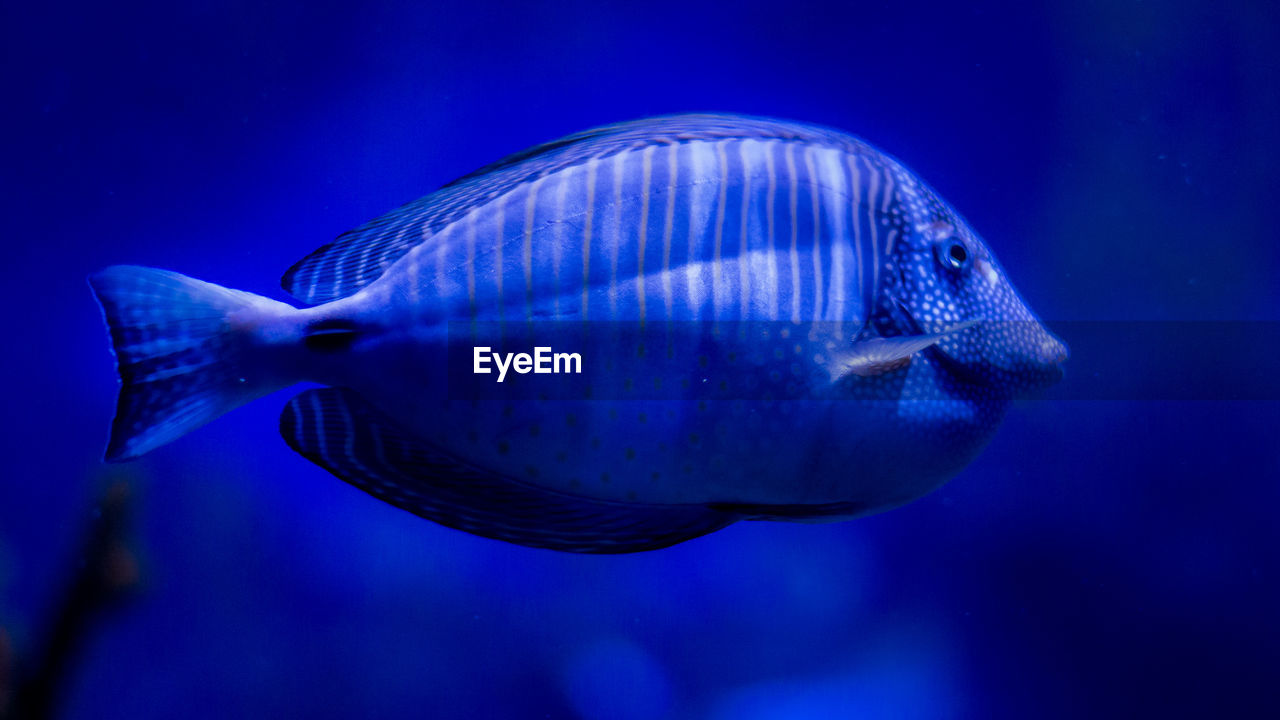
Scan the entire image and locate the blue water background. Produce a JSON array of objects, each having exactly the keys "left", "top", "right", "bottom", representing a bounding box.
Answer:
[{"left": 3, "top": 1, "right": 1279, "bottom": 717}]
